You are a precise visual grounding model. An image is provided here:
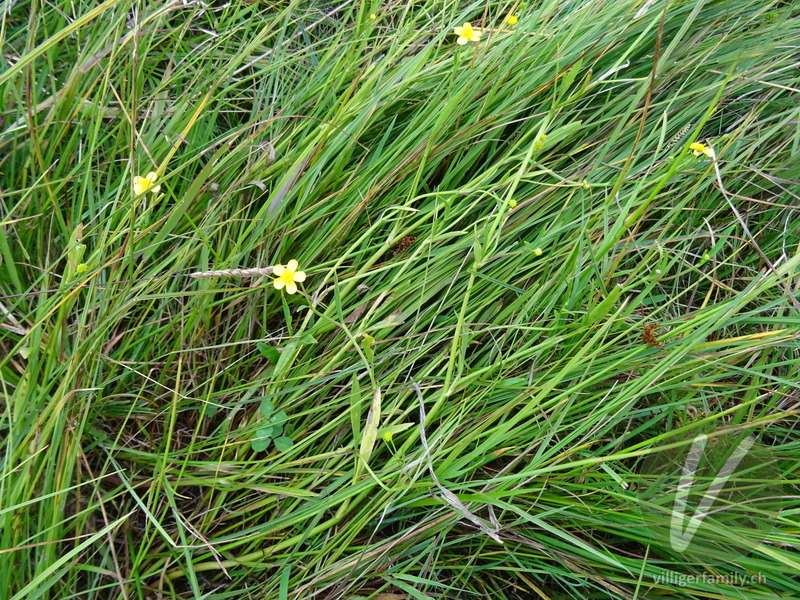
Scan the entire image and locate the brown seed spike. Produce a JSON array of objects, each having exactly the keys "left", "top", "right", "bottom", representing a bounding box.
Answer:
[
  {"left": 391, "top": 235, "right": 416, "bottom": 256},
  {"left": 642, "top": 322, "right": 662, "bottom": 348}
]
